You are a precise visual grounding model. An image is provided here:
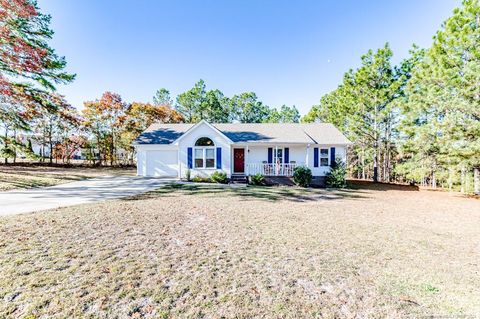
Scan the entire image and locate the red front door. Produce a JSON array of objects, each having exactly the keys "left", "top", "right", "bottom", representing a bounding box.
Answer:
[{"left": 233, "top": 148, "right": 245, "bottom": 173}]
